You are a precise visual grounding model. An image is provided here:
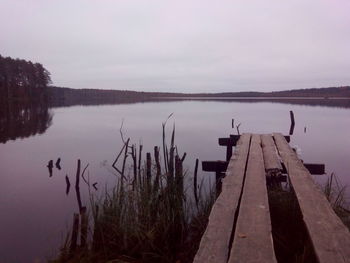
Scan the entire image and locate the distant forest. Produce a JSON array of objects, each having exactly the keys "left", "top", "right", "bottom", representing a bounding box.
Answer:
[
  {"left": 1, "top": 54, "right": 349, "bottom": 105},
  {"left": 0, "top": 54, "right": 51, "bottom": 101},
  {"left": 49, "top": 85, "right": 350, "bottom": 107}
]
